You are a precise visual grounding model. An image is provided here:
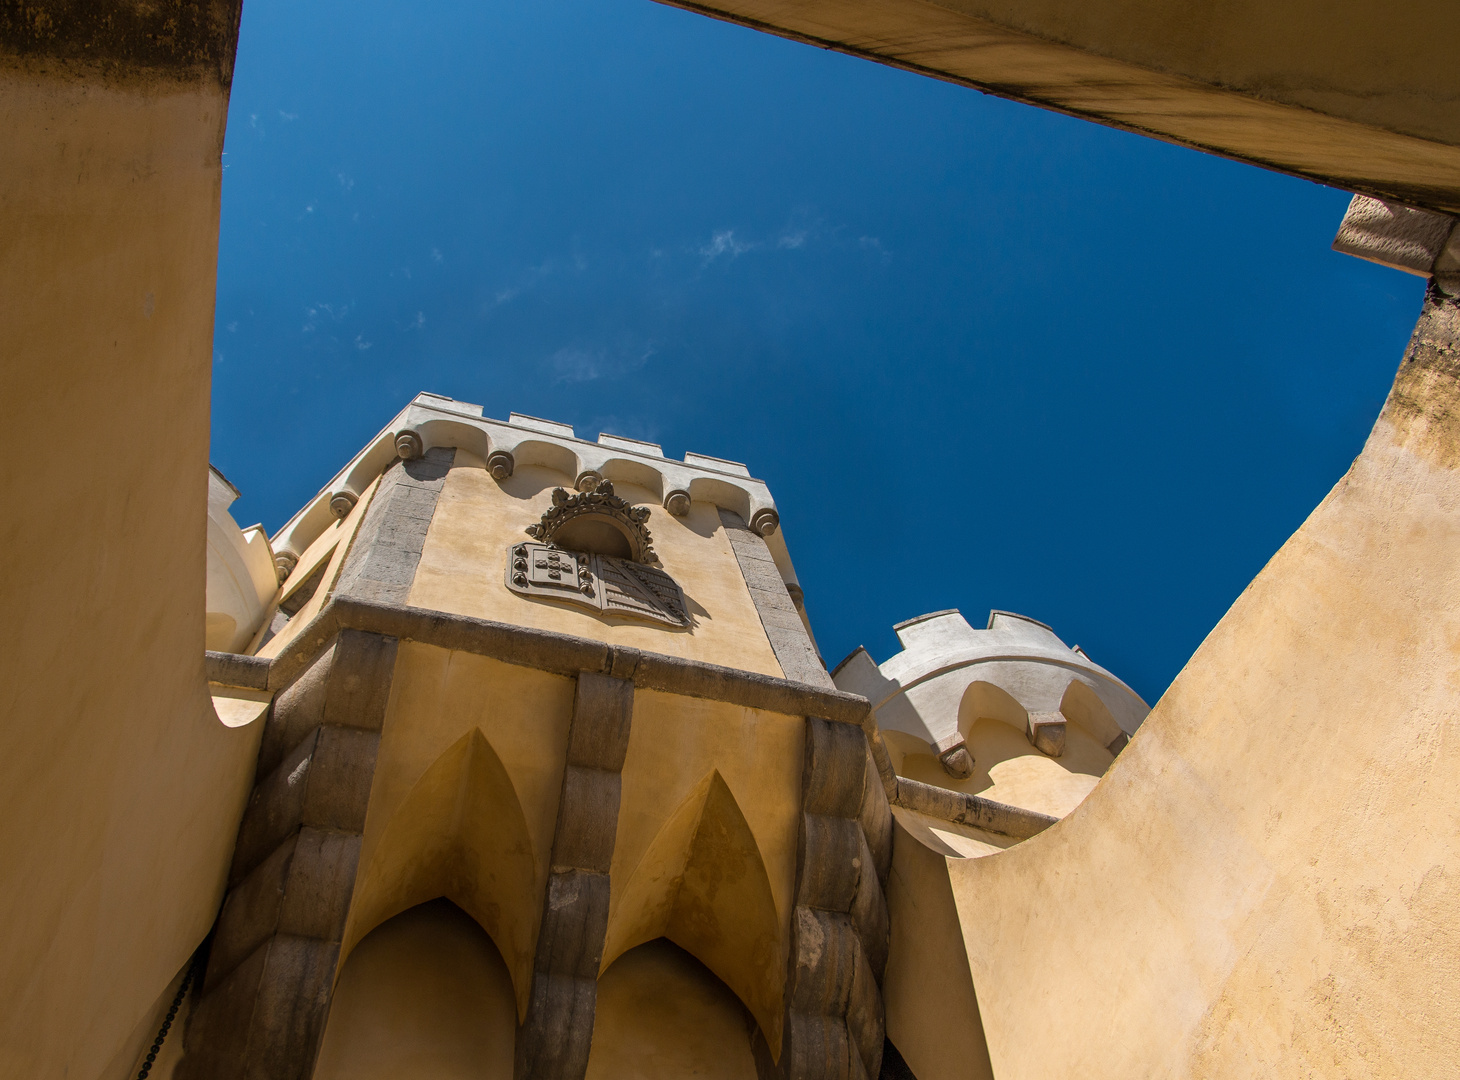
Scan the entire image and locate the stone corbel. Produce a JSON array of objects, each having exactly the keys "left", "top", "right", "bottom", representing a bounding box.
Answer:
[
  {"left": 1026, "top": 711, "right": 1066, "bottom": 757},
  {"left": 574, "top": 469, "right": 604, "bottom": 493},
  {"left": 272, "top": 549, "right": 300, "bottom": 584},
  {"left": 394, "top": 429, "right": 424, "bottom": 461},
  {"left": 663, "top": 488, "right": 691, "bottom": 516},
  {"left": 931, "top": 732, "right": 974, "bottom": 779},
  {"left": 486, "top": 449, "right": 515, "bottom": 480},
  {"left": 749, "top": 507, "right": 779, "bottom": 537},
  {"left": 328, "top": 487, "right": 359, "bottom": 519}
]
